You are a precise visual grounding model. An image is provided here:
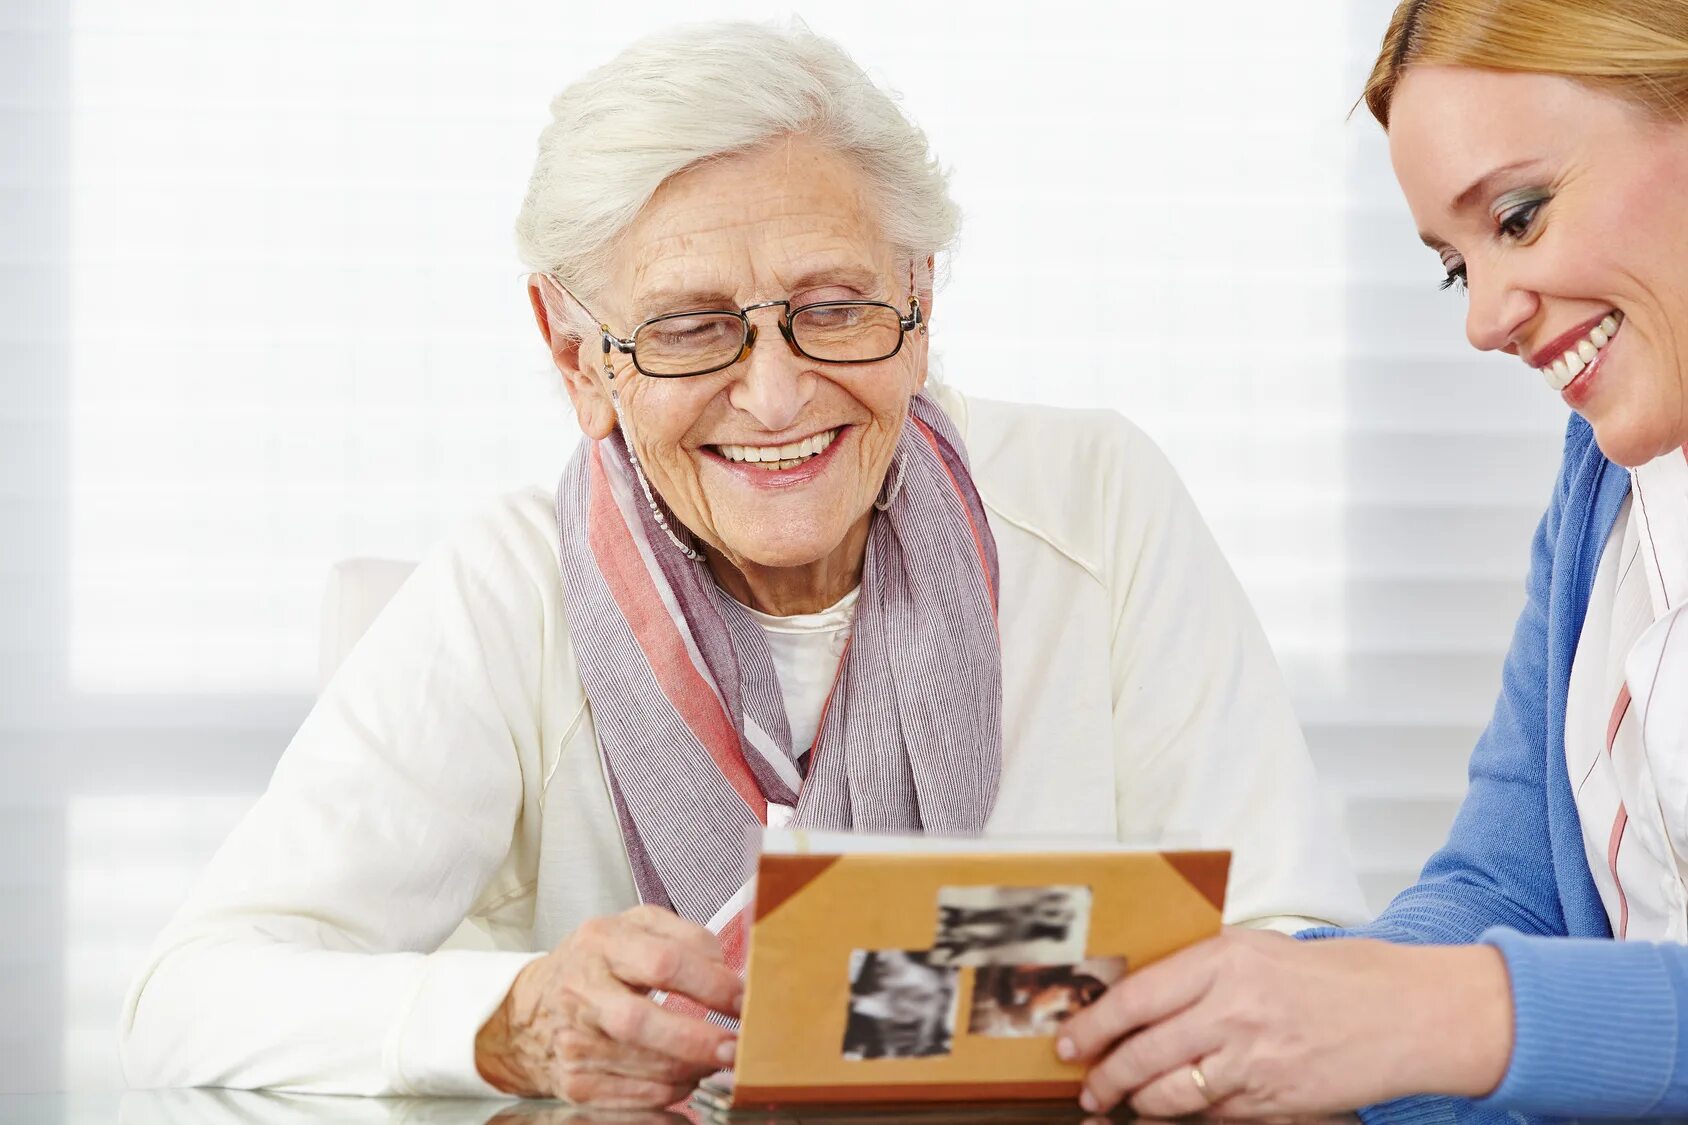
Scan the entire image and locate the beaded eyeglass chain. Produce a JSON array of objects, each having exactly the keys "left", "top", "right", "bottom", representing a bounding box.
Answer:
[{"left": 608, "top": 388, "right": 706, "bottom": 562}]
